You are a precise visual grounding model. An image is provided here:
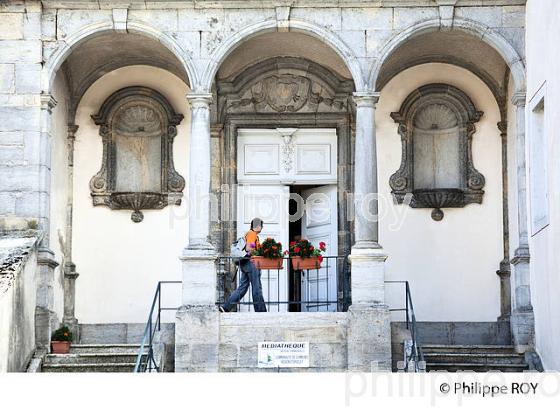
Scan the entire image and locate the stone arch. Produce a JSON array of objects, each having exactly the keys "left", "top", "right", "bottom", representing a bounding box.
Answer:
[
  {"left": 369, "top": 18, "right": 526, "bottom": 94},
  {"left": 42, "top": 21, "right": 199, "bottom": 95},
  {"left": 199, "top": 19, "right": 365, "bottom": 92}
]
